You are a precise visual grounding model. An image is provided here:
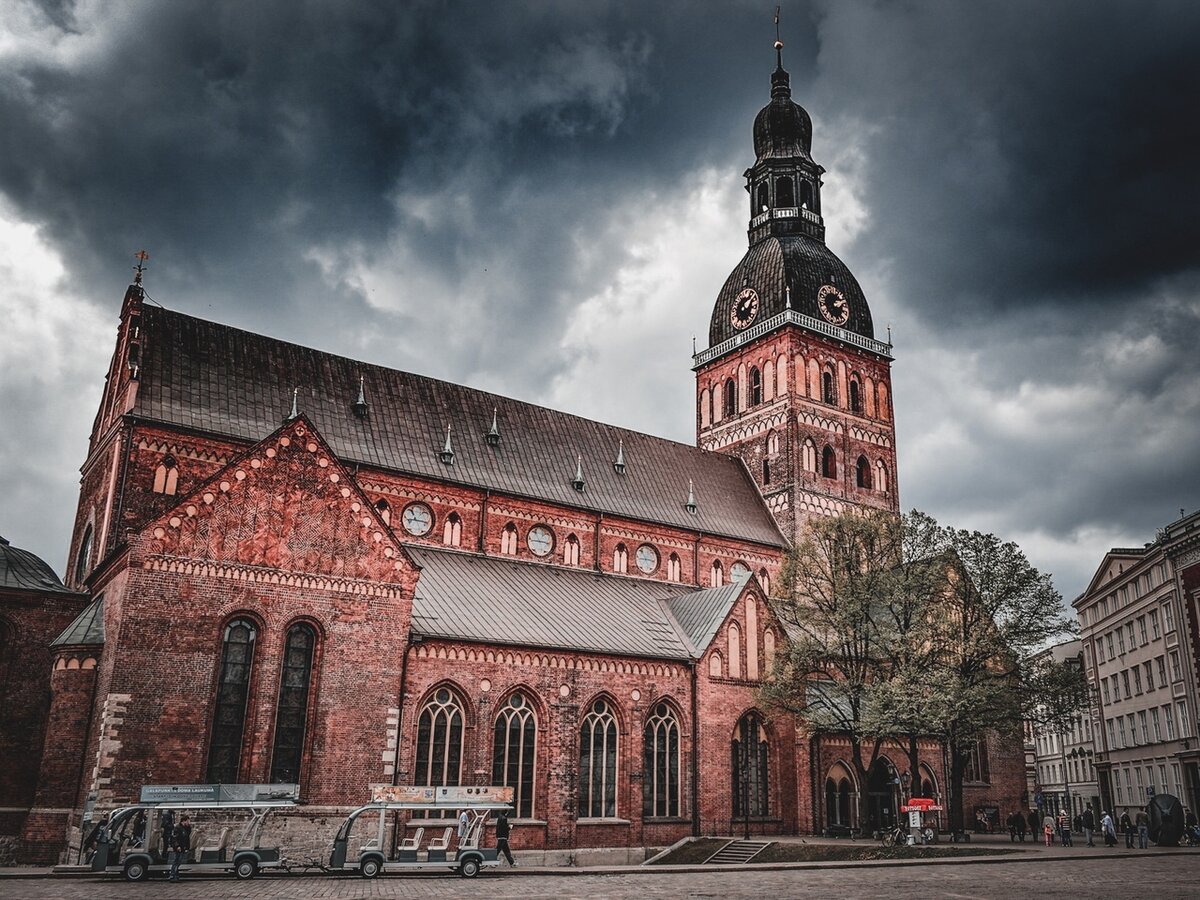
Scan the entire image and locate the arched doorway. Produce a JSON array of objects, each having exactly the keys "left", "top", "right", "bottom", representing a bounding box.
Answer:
[
  {"left": 824, "top": 761, "right": 857, "bottom": 833},
  {"left": 732, "top": 712, "right": 769, "bottom": 820},
  {"left": 867, "top": 757, "right": 900, "bottom": 831},
  {"left": 918, "top": 763, "right": 942, "bottom": 830}
]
